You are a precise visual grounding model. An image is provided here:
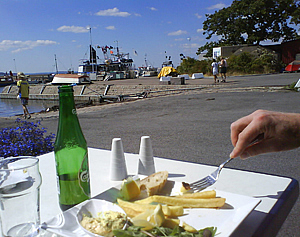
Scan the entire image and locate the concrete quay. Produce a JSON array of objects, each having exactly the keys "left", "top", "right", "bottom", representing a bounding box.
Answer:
[
  {"left": 1, "top": 73, "right": 292, "bottom": 104},
  {"left": 0, "top": 77, "right": 213, "bottom": 103}
]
